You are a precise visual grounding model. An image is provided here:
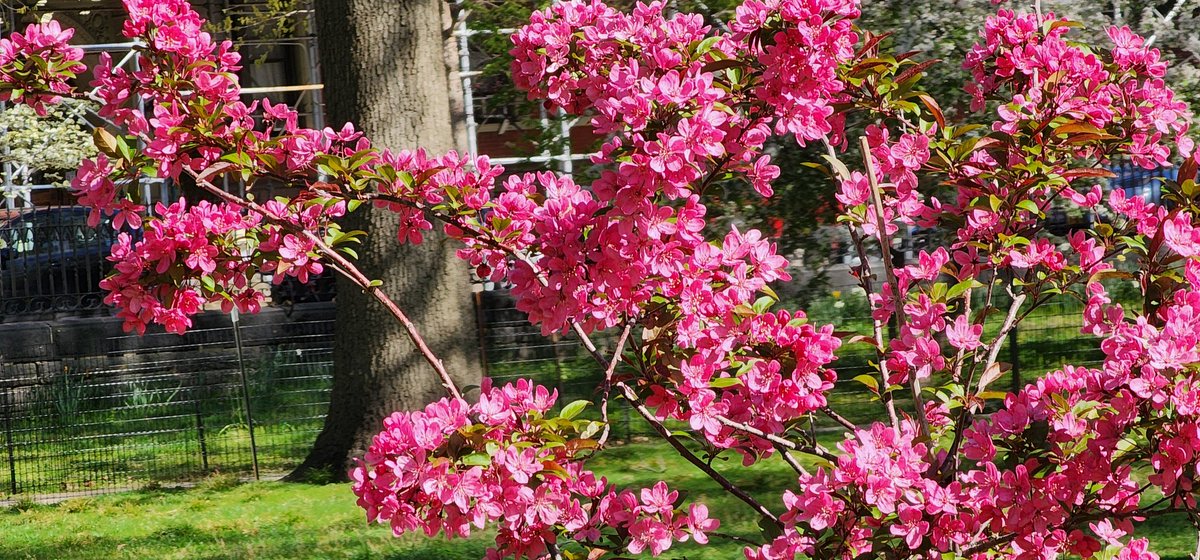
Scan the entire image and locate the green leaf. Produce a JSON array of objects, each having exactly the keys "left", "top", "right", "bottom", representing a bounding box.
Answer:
[
  {"left": 821, "top": 154, "right": 852, "bottom": 181},
  {"left": 930, "top": 282, "right": 948, "bottom": 301},
  {"left": 709, "top": 377, "right": 743, "bottom": 389},
  {"left": 558, "top": 399, "right": 591, "bottom": 420},
  {"left": 988, "top": 194, "right": 1003, "bottom": 212},
  {"left": 460, "top": 453, "right": 492, "bottom": 467},
  {"left": 946, "top": 278, "right": 979, "bottom": 300},
  {"left": 694, "top": 36, "right": 722, "bottom": 56},
  {"left": 1016, "top": 199, "right": 1041, "bottom": 216},
  {"left": 853, "top": 374, "right": 879, "bottom": 392},
  {"left": 752, "top": 295, "right": 775, "bottom": 314}
]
